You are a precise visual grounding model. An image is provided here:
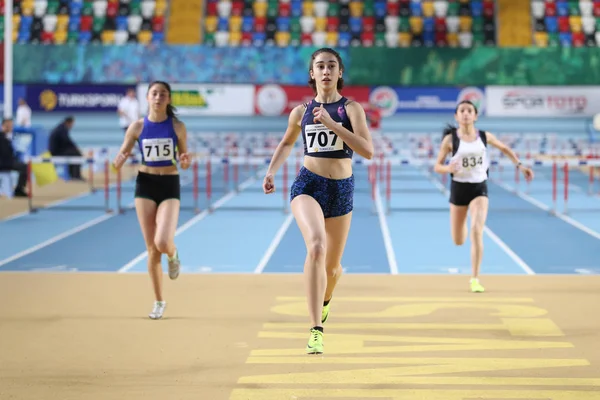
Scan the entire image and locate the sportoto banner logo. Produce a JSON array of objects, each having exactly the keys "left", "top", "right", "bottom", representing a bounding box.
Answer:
[{"left": 486, "top": 86, "right": 600, "bottom": 117}]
